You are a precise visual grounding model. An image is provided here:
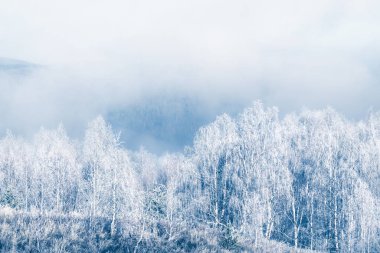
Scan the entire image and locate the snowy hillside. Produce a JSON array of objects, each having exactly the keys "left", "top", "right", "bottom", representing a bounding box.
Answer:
[
  {"left": 0, "top": 57, "right": 38, "bottom": 75},
  {"left": 107, "top": 94, "right": 243, "bottom": 153}
]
